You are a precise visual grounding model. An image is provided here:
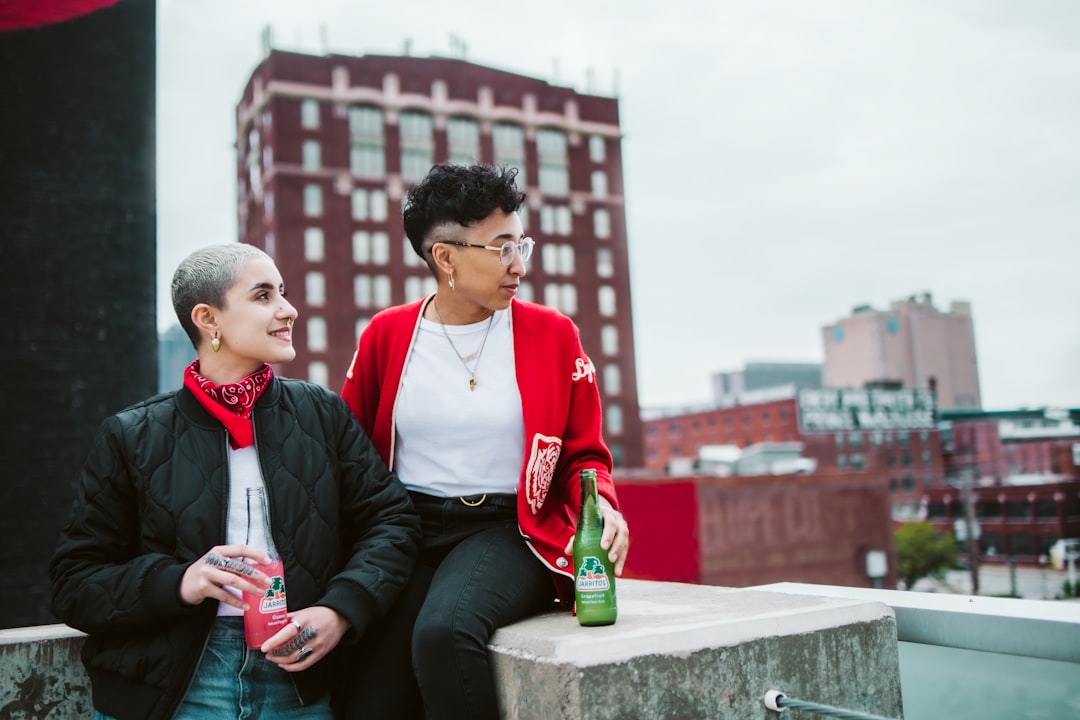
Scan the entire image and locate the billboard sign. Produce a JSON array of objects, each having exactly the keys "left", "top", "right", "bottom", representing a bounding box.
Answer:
[{"left": 798, "top": 388, "right": 936, "bottom": 432}]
